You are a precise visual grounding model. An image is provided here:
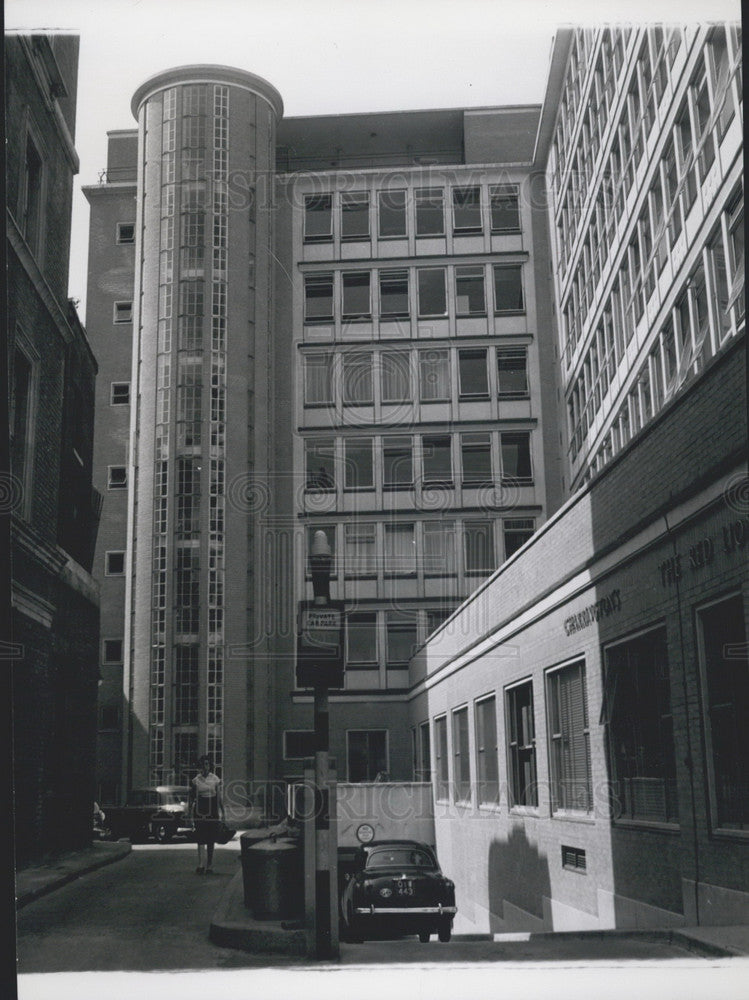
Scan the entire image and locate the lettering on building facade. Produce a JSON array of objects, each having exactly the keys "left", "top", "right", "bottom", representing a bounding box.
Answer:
[{"left": 564, "top": 589, "right": 621, "bottom": 635}]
